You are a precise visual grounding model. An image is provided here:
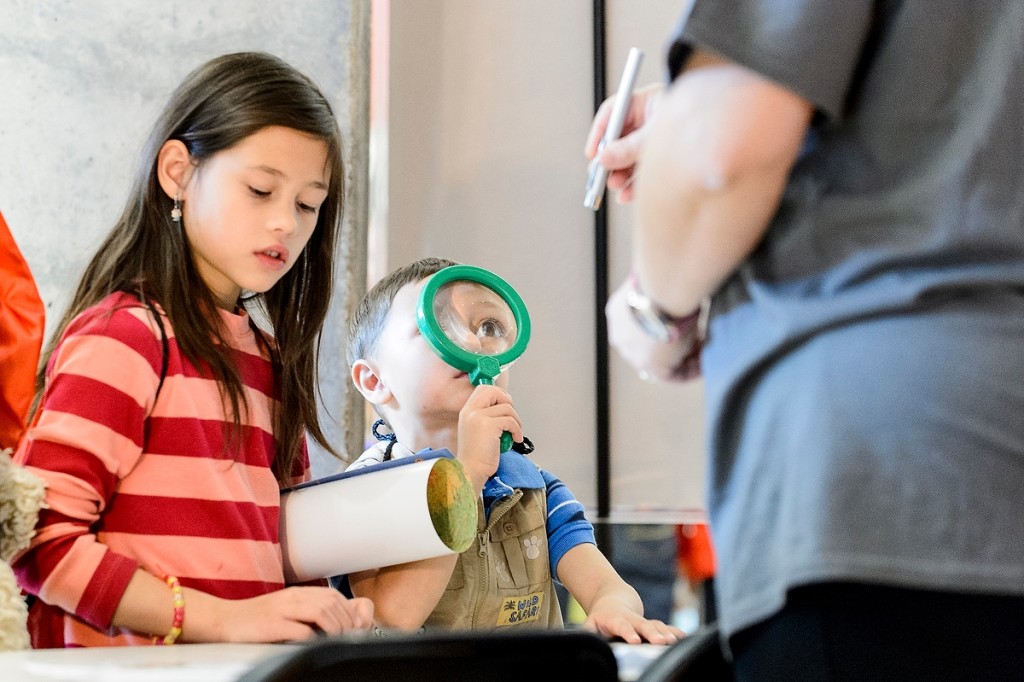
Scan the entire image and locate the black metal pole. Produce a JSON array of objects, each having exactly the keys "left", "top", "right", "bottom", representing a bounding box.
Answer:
[{"left": 591, "top": 0, "right": 612, "bottom": 558}]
